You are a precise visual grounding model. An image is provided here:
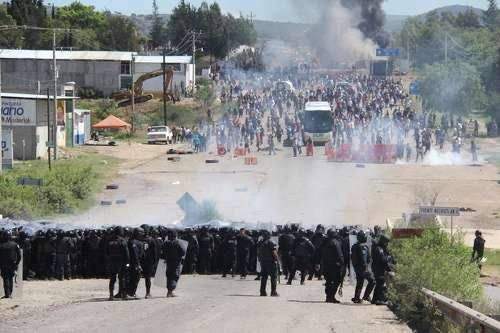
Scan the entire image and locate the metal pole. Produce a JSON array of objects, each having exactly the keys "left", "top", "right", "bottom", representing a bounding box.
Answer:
[
  {"left": 450, "top": 215, "right": 453, "bottom": 238},
  {"left": 192, "top": 32, "right": 196, "bottom": 92},
  {"left": 444, "top": 33, "right": 448, "bottom": 64},
  {"left": 52, "top": 30, "right": 58, "bottom": 160},
  {"left": 47, "top": 88, "right": 51, "bottom": 170},
  {"left": 162, "top": 47, "right": 167, "bottom": 126},
  {"left": 131, "top": 54, "right": 135, "bottom": 132},
  {"left": 0, "top": 58, "right": 2, "bottom": 173}
]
